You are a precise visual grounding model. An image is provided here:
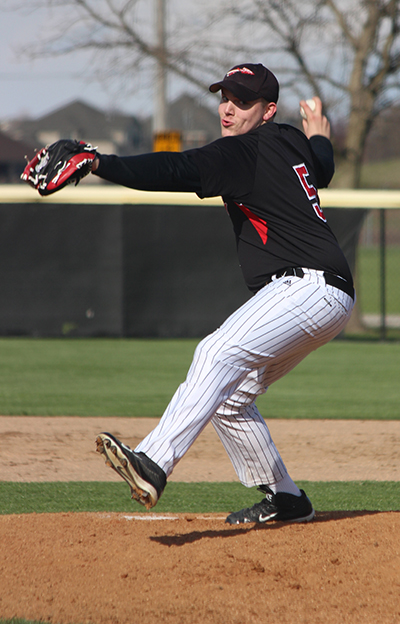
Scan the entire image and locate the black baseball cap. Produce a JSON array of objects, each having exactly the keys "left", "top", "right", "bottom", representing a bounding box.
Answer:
[{"left": 209, "top": 63, "right": 279, "bottom": 103}]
